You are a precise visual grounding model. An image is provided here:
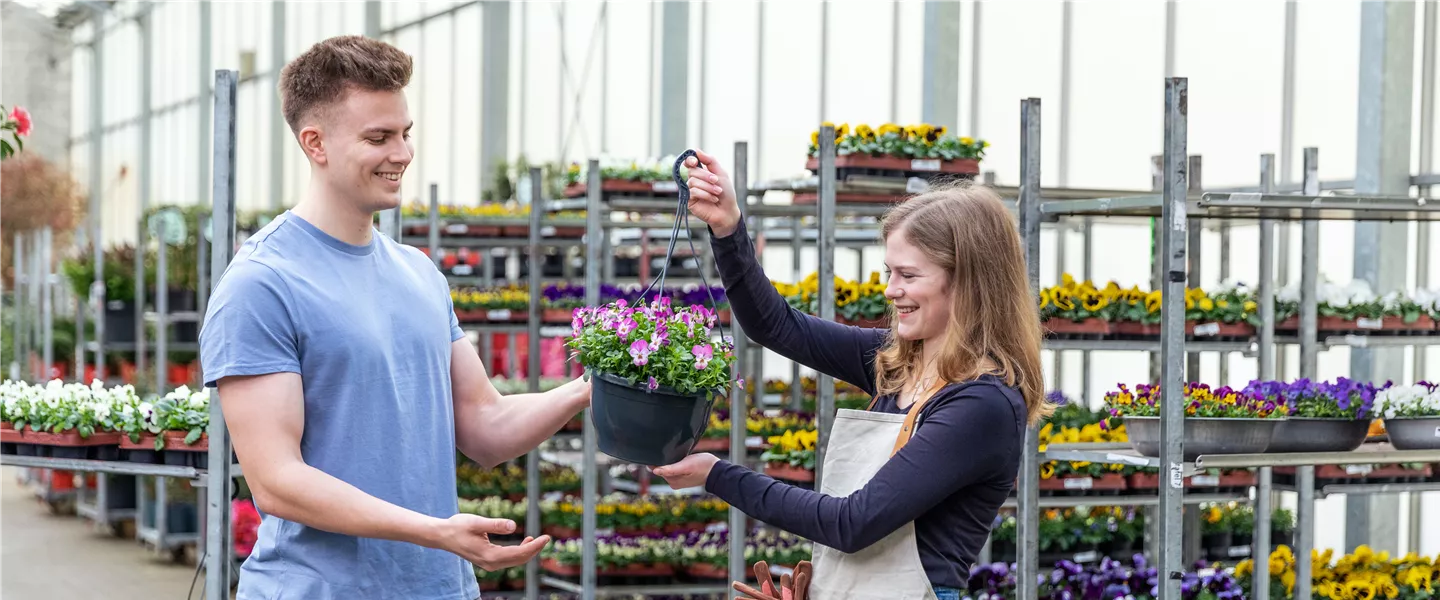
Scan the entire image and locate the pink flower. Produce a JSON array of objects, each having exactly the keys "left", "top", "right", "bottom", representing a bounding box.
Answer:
[
  {"left": 571, "top": 313, "right": 584, "bottom": 336},
  {"left": 616, "top": 317, "right": 637, "bottom": 341},
  {"left": 10, "top": 106, "right": 30, "bottom": 137},
  {"left": 650, "top": 322, "right": 669, "bottom": 348},
  {"left": 647, "top": 376, "right": 659, "bottom": 392},
  {"left": 629, "top": 339, "right": 652, "bottom": 366},
  {"left": 692, "top": 343, "right": 713, "bottom": 370}
]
